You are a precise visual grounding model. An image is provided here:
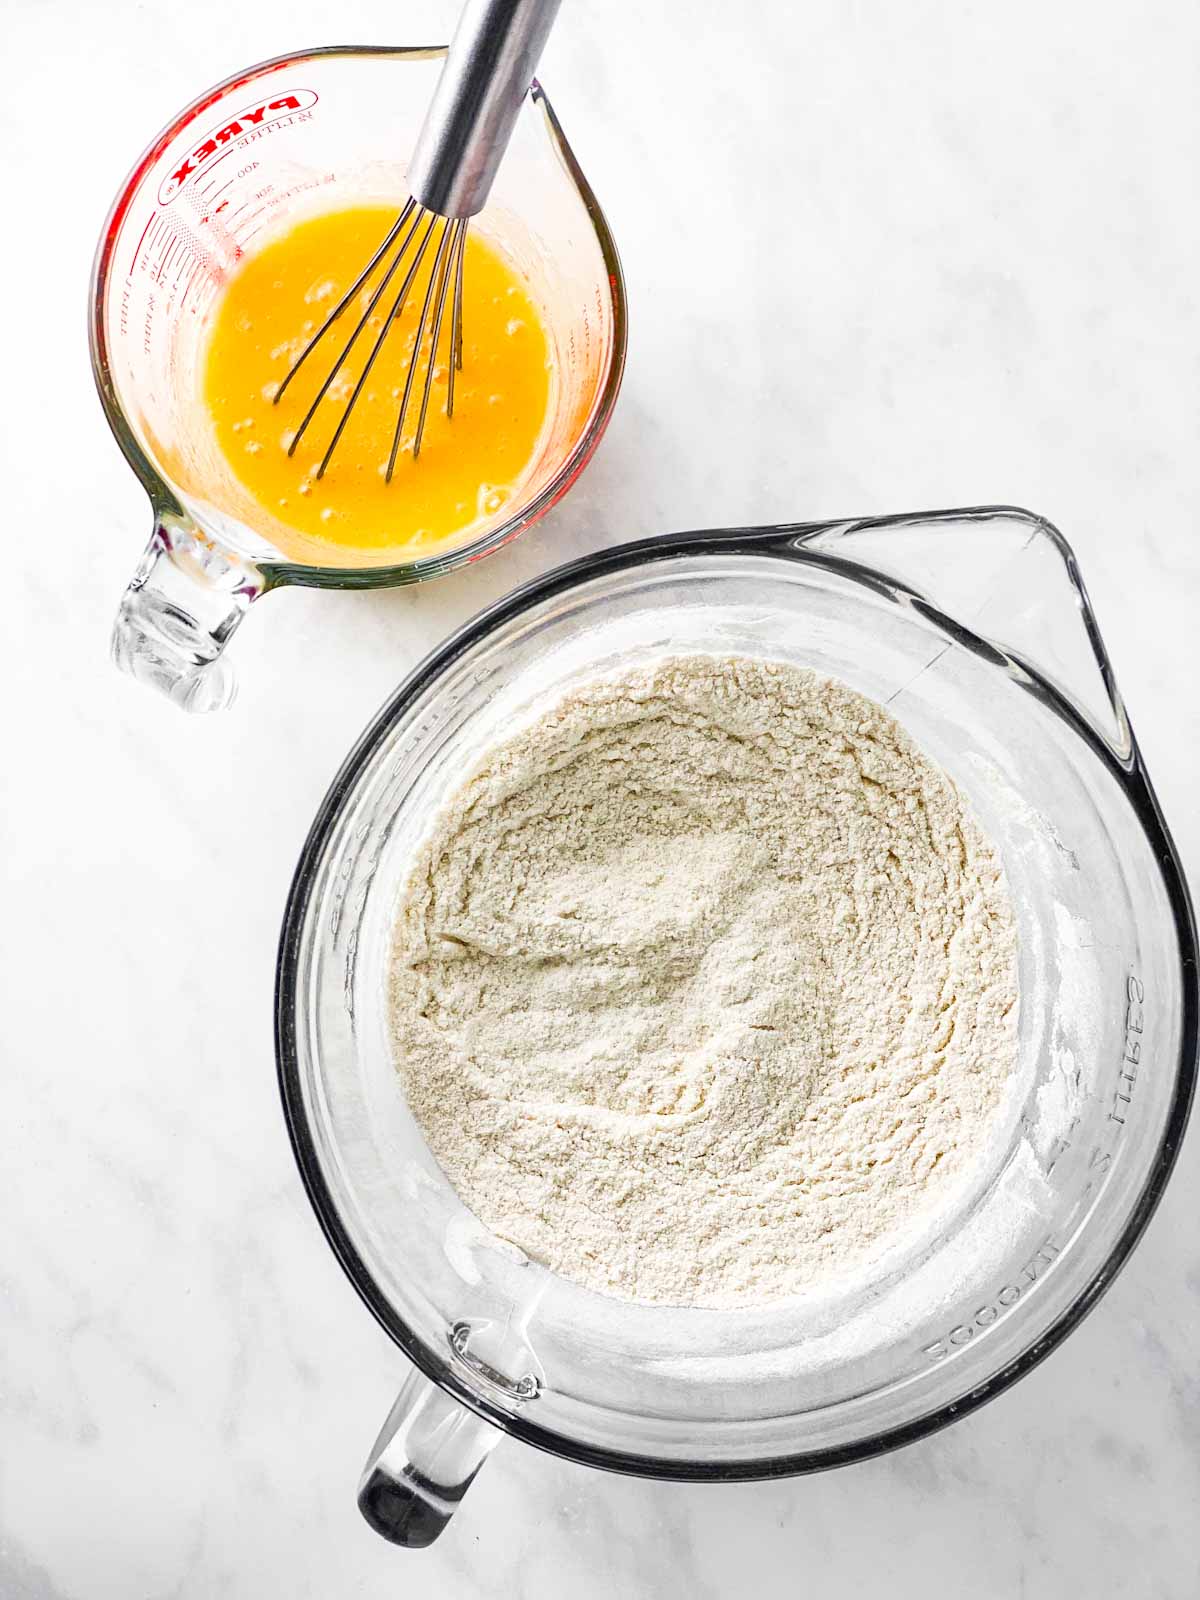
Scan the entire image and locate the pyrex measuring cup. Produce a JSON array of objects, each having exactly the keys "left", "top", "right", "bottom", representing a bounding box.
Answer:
[
  {"left": 275, "top": 507, "right": 1196, "bottom": 1547},
  {"left": 90, "top": 46, "right": 625, "bottom": 712}
]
